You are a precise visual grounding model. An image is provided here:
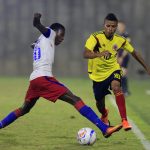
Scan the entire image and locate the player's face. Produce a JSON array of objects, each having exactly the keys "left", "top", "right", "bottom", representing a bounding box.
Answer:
[
  {"left": 55, "top": 29, "right": 65, "bottom": 45},
  {"left": 104, "top": 20, "right": 118, "bottom": 37}
]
